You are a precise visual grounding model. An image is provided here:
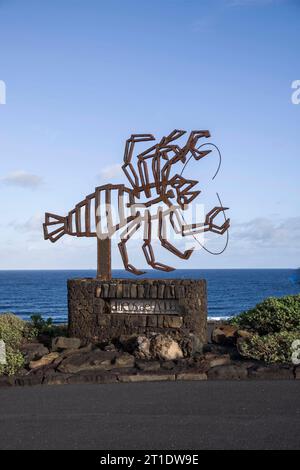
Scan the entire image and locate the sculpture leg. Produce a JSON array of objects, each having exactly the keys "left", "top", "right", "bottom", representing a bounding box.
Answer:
[
  {"left": 159, "top": 210, "right": 194, "bottom": 259},
  {"left": 142, "top": 210, "right": 175, "bottom": 272},
  {"left": 118, "top": 217, "right": 146, "bottom": 275},
  {"left": 181, "top": 207, "right": 230, "bottom": 236}
]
